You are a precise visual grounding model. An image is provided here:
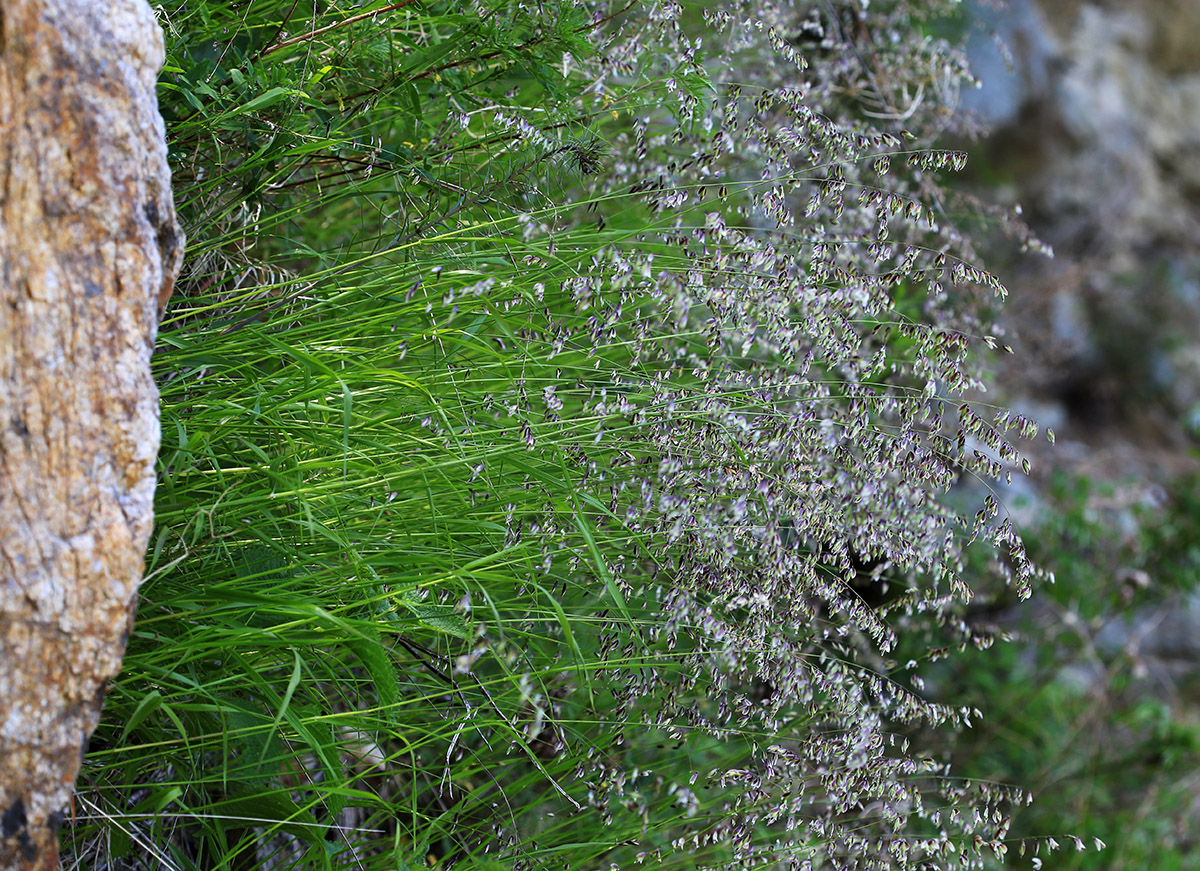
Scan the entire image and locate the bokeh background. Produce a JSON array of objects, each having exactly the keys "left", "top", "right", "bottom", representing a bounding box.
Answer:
[{"left": 941, "top": 1, "right": 1200, "bottom": 867}]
